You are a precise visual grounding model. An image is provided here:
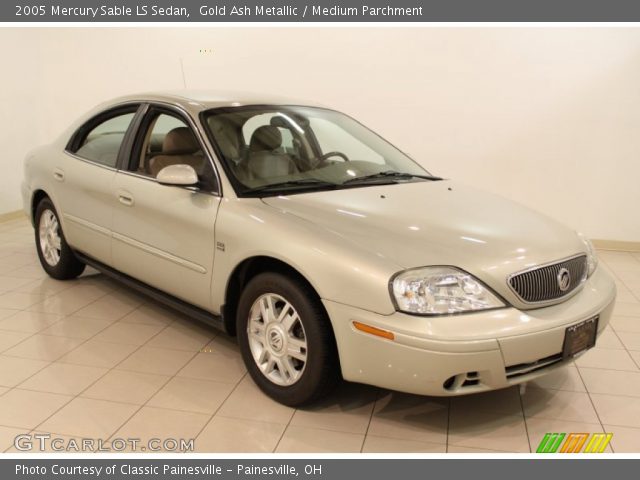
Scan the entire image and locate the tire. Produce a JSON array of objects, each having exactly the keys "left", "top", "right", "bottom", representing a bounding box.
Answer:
[
  {"left": 34, "top": 198, "right": 85, "bottom": 280},
  {"left": 237, "top": 272, "right": 340, "bottom": 407}
]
